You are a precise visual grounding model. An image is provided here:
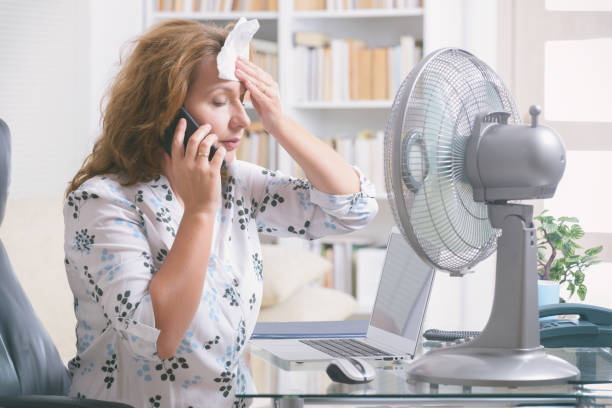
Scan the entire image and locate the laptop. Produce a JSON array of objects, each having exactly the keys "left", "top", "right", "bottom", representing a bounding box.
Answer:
[{"left": 250, "top": 229, "right": 435, "bottom": 361}]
